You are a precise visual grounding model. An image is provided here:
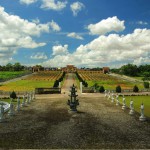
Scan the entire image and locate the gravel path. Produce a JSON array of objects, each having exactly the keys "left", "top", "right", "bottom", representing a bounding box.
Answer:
[
  {"left": 0, "top": 73, "right": 150, "bottom": 149},
  {"left": 61, "top": 73, "right": 78, "bottom": 94}
]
